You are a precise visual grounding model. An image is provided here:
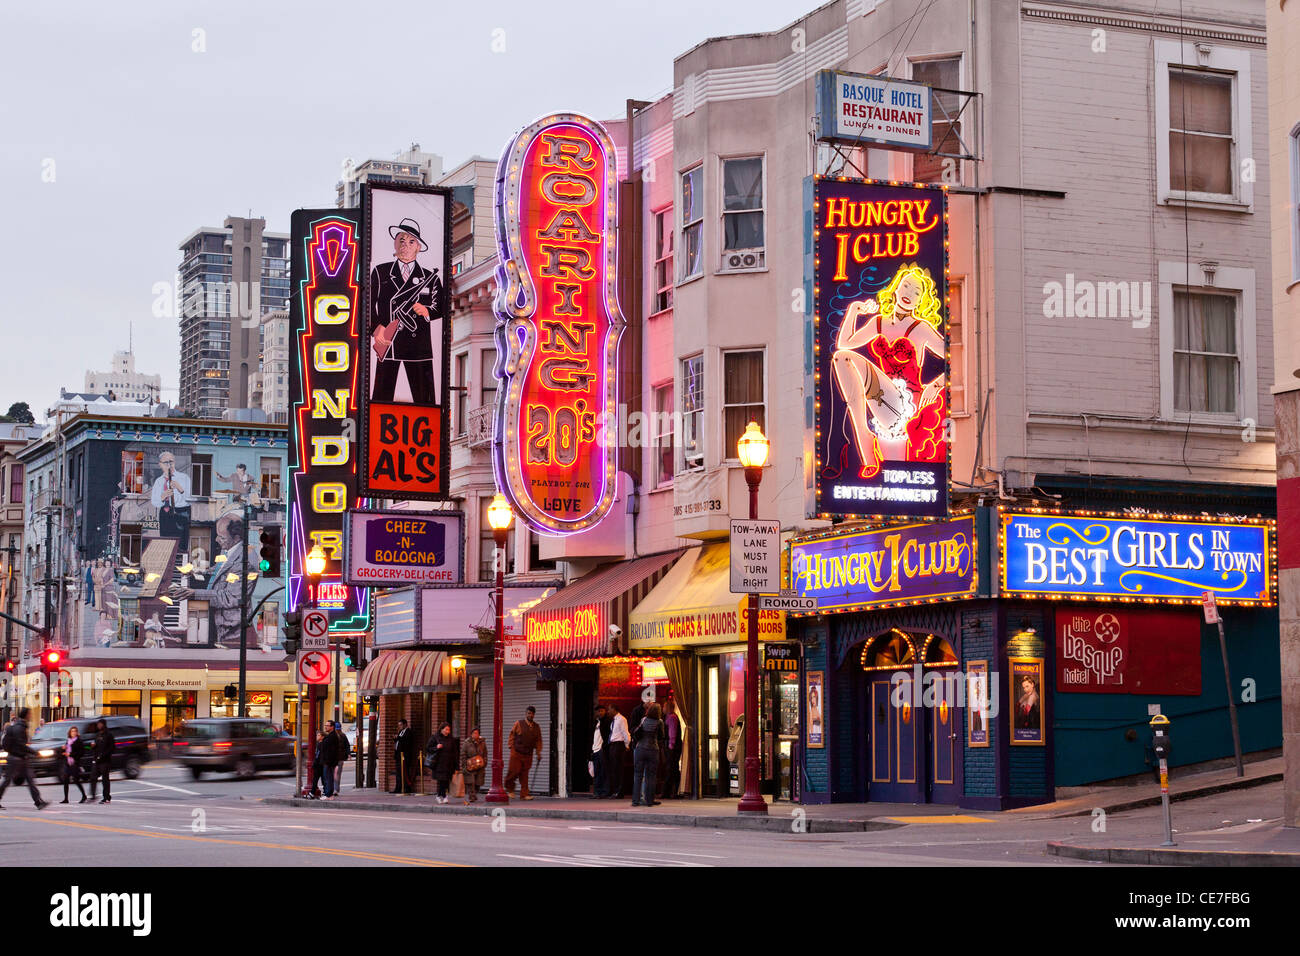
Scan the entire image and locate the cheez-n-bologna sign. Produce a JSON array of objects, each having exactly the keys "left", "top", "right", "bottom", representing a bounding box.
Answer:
[{"left": 492, "top": 113, "right": 626, "bottom": 535}]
